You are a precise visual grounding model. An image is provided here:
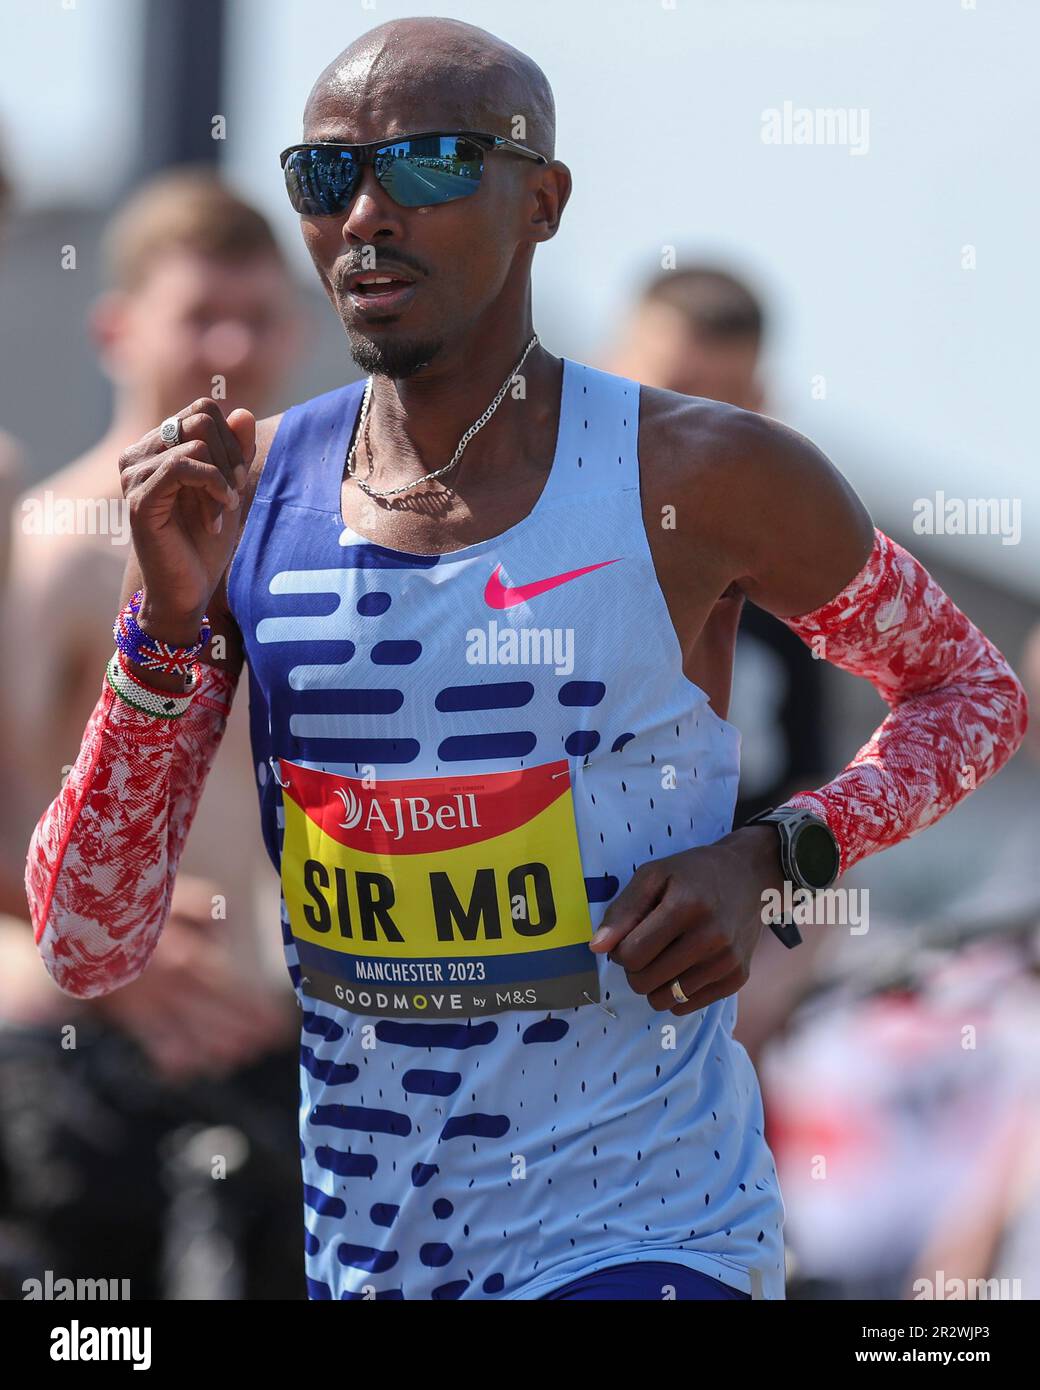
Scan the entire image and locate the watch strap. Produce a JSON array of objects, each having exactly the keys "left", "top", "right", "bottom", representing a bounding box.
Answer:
[{"left": 743, "top": 805, "right": 837, "bottom": 950}]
